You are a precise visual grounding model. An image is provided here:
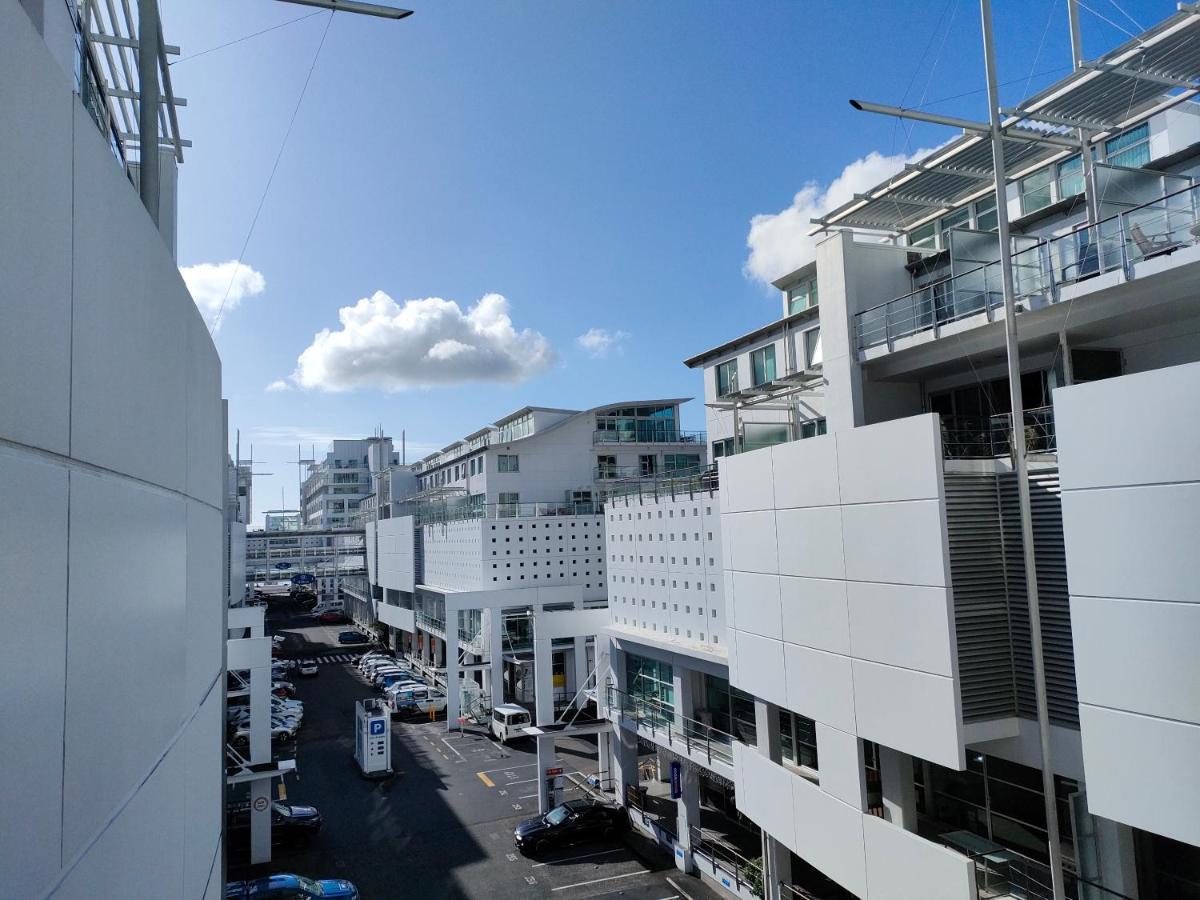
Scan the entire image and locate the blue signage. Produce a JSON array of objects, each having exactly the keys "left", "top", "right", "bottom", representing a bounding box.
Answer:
[
  {"left": 369, "top": 719, "right": 385, "bottom": 736},
  {"left": 291, "top": 573, "right": 315, "bottom": 585},
  {"left": 273, "top": 562, "right": 293, "bottom": 570},
  {"left": 669, "top": 761, "right": 682, "bottom": 799}
]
